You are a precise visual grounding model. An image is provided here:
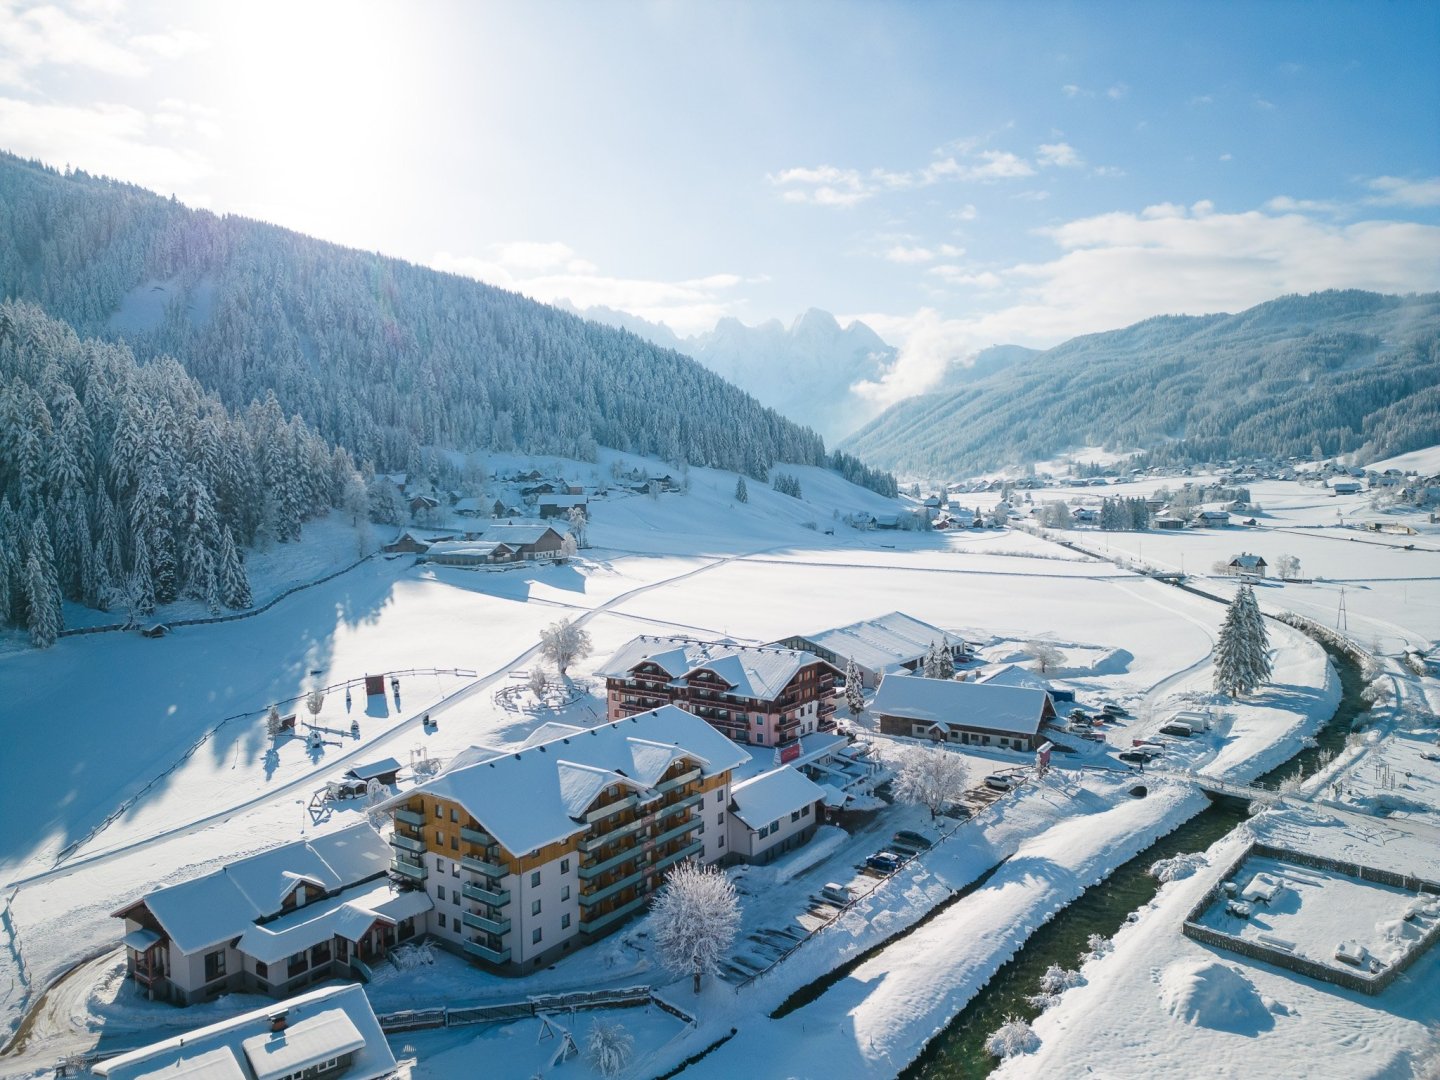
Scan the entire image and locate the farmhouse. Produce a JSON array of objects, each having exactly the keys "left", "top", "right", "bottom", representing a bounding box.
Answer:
[
  {"left": 380, "top": 707, "right": 750, "bottom": 971},
  {"left": 94, "top": 983, "right": 396, "bottom": 1080},
  {"left": 1331, "top": 480, "right": 1363, "bottom": 495},
  {"left": 777, "top": 611, "right": 967, "bottom": 689},
  {"left": 381, "top": 530, "right": 431, "bottom": 554},
  {"left": 419, "top": 540, "right": 517, "bottom": 567},
  {"left": 474, "top": 523, "right": 567, "bottom": 561},
  {"left": 871, "top": 675, "right": 1056, "bottom": 751},
  {"left": 1198, "top": 510, "right": 1232, "bottom": 526},
  {"left": 537, "top": 493, "right": 588, "bottom": 519},
  {"left": 1227, "top": 553, "right": 1268, "bottom": 577},
  {"left": 112, "top": 824, "right": 428, "bottom": 1005},
  {"left": 599, "top": 636, "right": 841, "bottom": 746}
]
